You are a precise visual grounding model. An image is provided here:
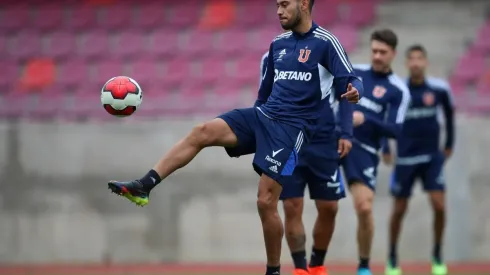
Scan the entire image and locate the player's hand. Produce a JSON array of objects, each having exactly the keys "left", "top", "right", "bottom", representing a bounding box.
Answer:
[
  {"left": 382, "top": 153, "right": 393, "bottom": 165},
  {"left": 341, "top": 83, "right": 360, "bottom": 103},
  {"left": 353, "top": 111, "right": 365, "bottom": 127},
  {"left": 443, "top": 148, "right": 453, "bottom": 160},
  {"left": 338, "top": 139, "right": 352, "bottom": 158}
]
